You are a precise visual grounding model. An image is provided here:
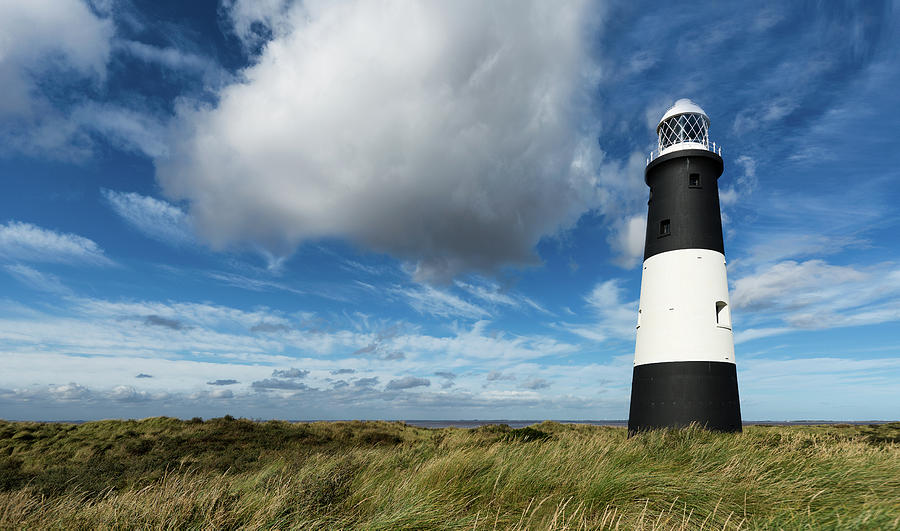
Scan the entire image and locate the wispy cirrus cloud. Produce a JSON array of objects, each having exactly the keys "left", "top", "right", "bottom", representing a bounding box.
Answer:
[
  {"left": 392, "top": 284, "right": 489, "bottom": 320},
  {"left": 394, "top": 320, "right": 578, "bottom": 363},
  {"left": 116, "top": 40, "right": 217, "bottom": 75},
  {"left": 102, "top": 189, "right": 194, "bottom": 246},
  {"left": 732, "top": 260, "right": 867, "bottom": 312},
  {"left": 250, "top": 322, "right": 292, "bottom": 334},
  {"left": 0, "top": 221, "right": 113, "bottom": 266},
  {"left": 76, "top": 106, "right": 169, "bottom": 159},
  {"left": 206, "top": 271, "right": 306, "bottom": 296},
  {"left": 0, "top": 294, "right": 580, "bottom": 397},
  {"left": 391, "top": 277, "right": 552, "bottom": 322},
  {"left": 2, "top": 264, "right": 72, "bottom": 295},
  {"left": 732, "top": 259, "right": 900, "bottom": 343},
  {"left": 738, "top": 356, "right": 900, "bottom": 419},
  {"left": 455, "top": 278, "right": 550, "bottom": 315}
]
